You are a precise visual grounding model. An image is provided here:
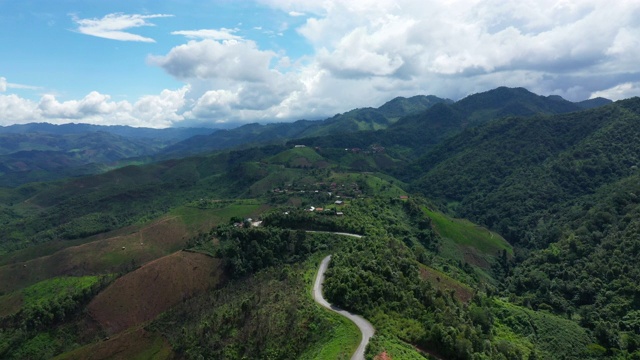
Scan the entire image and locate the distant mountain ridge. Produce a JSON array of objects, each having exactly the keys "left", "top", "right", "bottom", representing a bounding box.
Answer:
[
  {"left": 0, "top": 124, "right": 217, "bottom": 187},
  {"left": 0, "top": 88, "right": 613, "bottom": 187},
  {"left": 408, "top": 96, "right": 640, "bottom": 246},
  {"left": 159, "top": 94, "right": 453, "bottom": 157},
  {"left": 0, "top": 131, "right": 167, "bottom": 186},
  {"left": 387, "top": 87, "right": 588, "bottom": 143},
  {"left": 294, "top": 87, "right": 613, "bottom": 156},
  {"left": 0, "top": 123, "right": 216, "bottom": 141}
]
